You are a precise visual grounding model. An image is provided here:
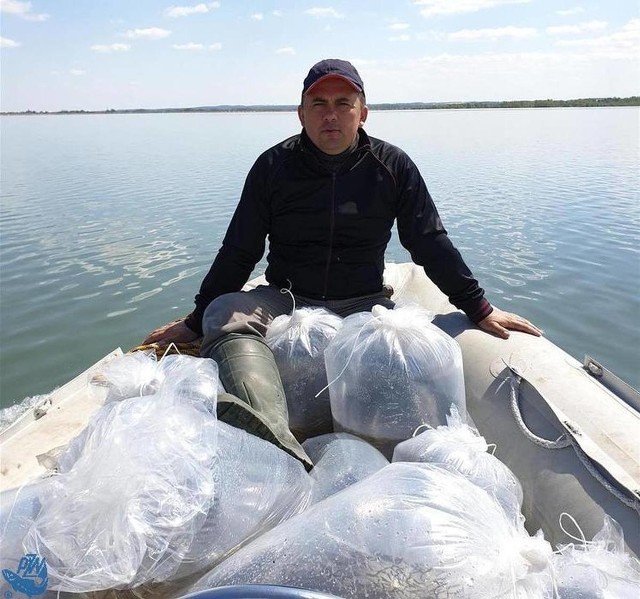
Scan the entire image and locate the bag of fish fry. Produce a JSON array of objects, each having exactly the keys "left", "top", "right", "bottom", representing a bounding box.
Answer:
[
  {"left": 325, "top": 304, "right": 465, "bottom": 457},
  {"left": 184, "top": 462, "right": 554, "bottom": 599},
  {"left": 303, "top": 432, "right": 389, "bottom": 503},
  {"left": 393, "top": 405, "right": 523, "bottom": 520},
  {"left": 266, "top": 307, "right": 343, "bottom": 440}
]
